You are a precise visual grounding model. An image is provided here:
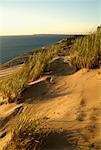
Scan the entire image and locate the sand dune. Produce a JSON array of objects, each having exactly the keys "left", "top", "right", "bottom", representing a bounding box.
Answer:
[
  {"left": 0, "top": 65, "right": 23, "bottom": 80},
  {"left": 0, "top": 57, "right": 101, "bottom": 149}
]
